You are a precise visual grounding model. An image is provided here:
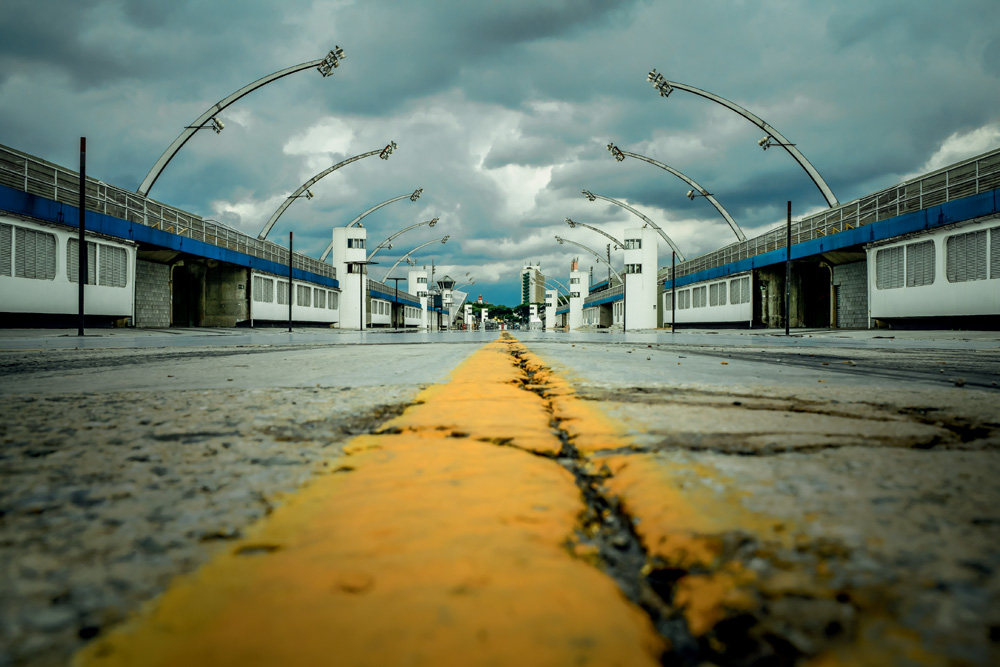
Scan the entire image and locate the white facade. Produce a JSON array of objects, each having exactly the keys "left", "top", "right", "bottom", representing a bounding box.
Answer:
[
  {"left": 0, "top": 215, "right": 135, "bottom": 318},
  {"left": 663, "top": 272, "right": 753, "bottom": 325},
  {"left": 407, "top": 269, "right": 430, "bottom": 329},
  {"left": 623, "top": 227, "right": 658, "bottom": 330},
  {"left": 568, "top": 260, "right": 589, "bottom": 330},
  {"left": 521, "top": 264, "right": 546, "bottom": 304},
  {"left": 249, "top": 271, "right": 338, "bottom": 324},
  {"left": 544, "top": 289, "right": 556, "bottom": 330},
  {"left": 867, "top": 218, "right": 1000, "bottom": 321},
  {"left": 330, "top": 227, "right": 368, "bottom": 330}
]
